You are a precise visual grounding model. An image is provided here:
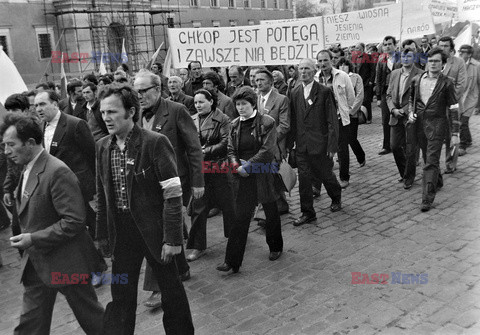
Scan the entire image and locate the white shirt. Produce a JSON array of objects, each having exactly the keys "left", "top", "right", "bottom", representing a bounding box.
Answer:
[
  {"left": 260, "top": 88, "right": 273, "bottom": 109},
  {"left": 22, "top": 149, "right": 44, "bottom": 197},
  {"left": 240, "top": 109, "right": 257, "bottom": 121},
  {"left": 142, "top": 116, "right": 155, "bottom": 131},
  {"left": 303, "top": 80, "right": 314, "bottom": 100},
  {"left": 44, "top": 110, "right": 61, "bottom": 153},
  {"left": 387, "top": 55, "right": 394, "bottom": 71}
]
